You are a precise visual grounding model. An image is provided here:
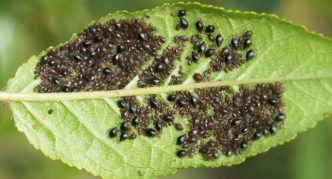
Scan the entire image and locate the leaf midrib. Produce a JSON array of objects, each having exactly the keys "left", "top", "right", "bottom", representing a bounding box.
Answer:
[{"left": 1, "top": 75, "right": 331, "bottom": 101}]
